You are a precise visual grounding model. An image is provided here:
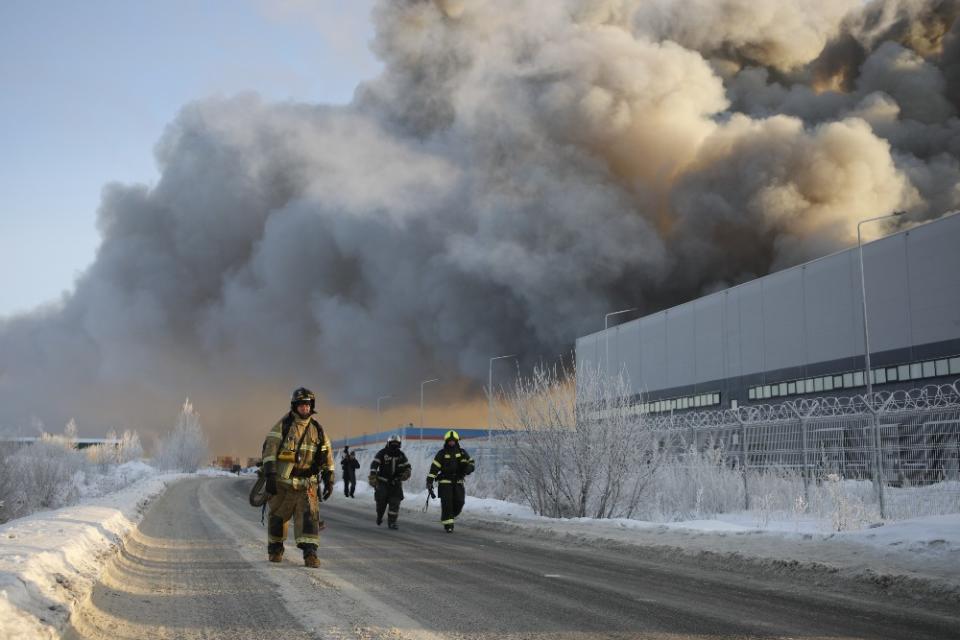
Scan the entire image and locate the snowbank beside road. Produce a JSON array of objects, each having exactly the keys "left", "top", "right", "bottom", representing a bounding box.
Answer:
[
  {"left": 402, "top": 490, "right": 960, "bottom": 600},
  {"left": 0, "top": 469, "right": 185, "bottom": 639}
]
